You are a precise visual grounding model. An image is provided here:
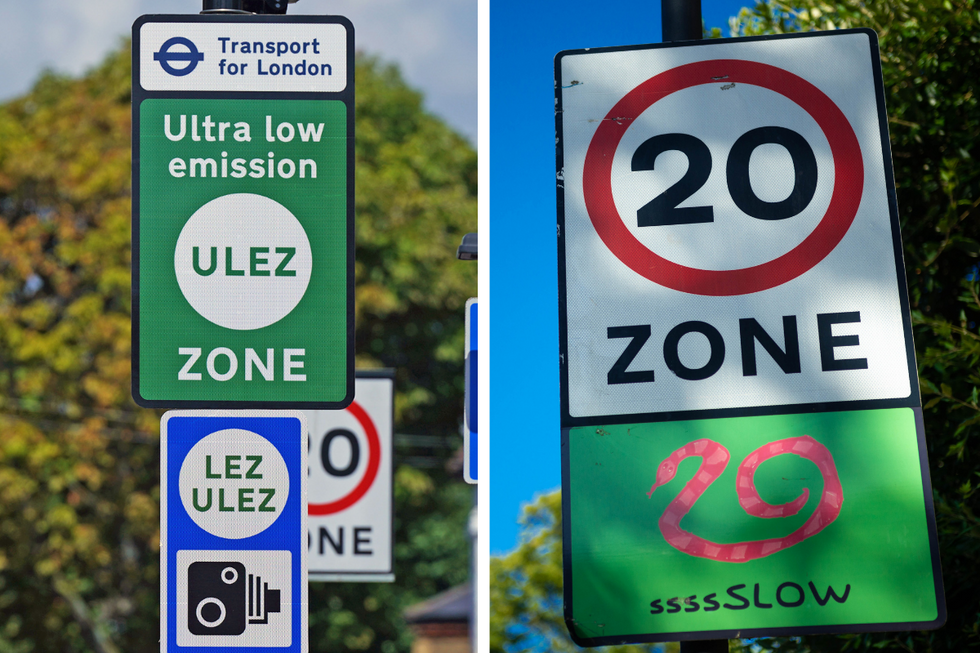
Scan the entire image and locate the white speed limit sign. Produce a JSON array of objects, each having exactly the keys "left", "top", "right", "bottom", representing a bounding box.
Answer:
[
  {"left": 305, "top": 371, "right": 393, "bottom": 581},
  {"left": 556, "top": 29, "right": 918, "bottom": 425}
]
